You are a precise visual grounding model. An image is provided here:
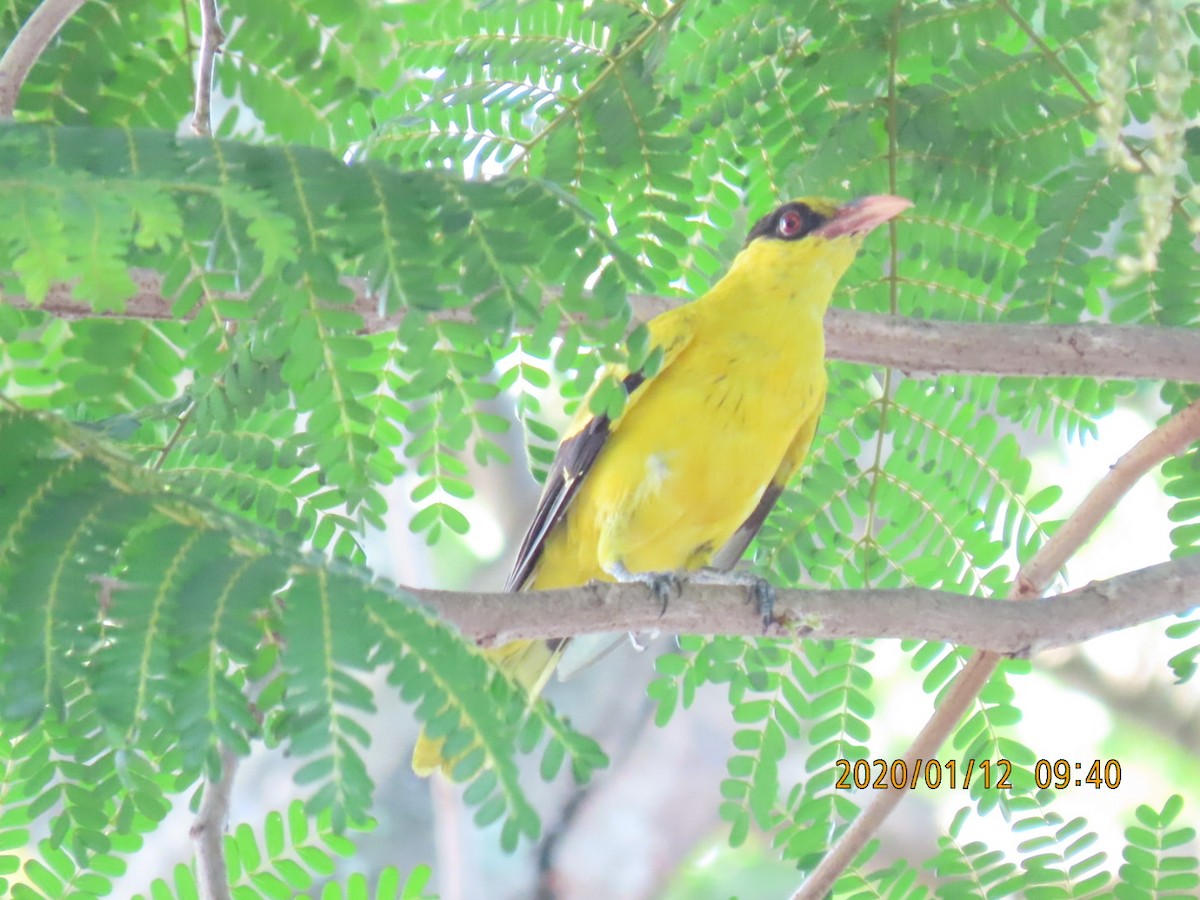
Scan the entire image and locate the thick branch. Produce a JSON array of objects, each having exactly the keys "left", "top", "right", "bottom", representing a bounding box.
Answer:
[
  {"left": 795, "top": 396, "right": 1200, "bottom": 899},
  {"left": 822, "top": 307, "right": 1200, "bottom": 382},
  {"left": 0, "top": 0, "right": 89, "bottom": 118},
  {"left": 190, "top": 745, "right": 238, "bottom": 900},
  {"left": 409, "top": 556, "right": 1200, "bottom": 653},
  {"left": 190, "top": 0, "right": 224, "bottom": 136},
  {"left": 8, "top": 274, "right": 1200, "bottom": 383}
]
